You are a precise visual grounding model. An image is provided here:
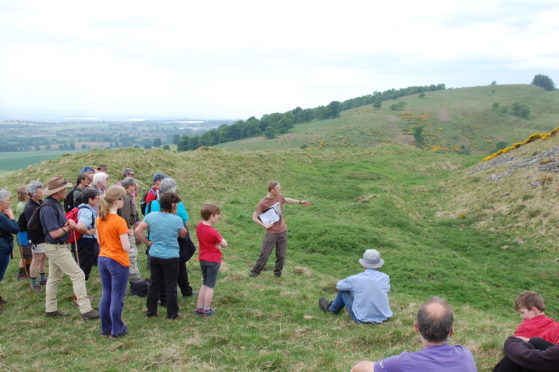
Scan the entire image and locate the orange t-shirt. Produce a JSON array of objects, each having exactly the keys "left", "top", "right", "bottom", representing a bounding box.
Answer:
[{"left": 97, "top": 213, "right": 130, "bottom": 267}]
